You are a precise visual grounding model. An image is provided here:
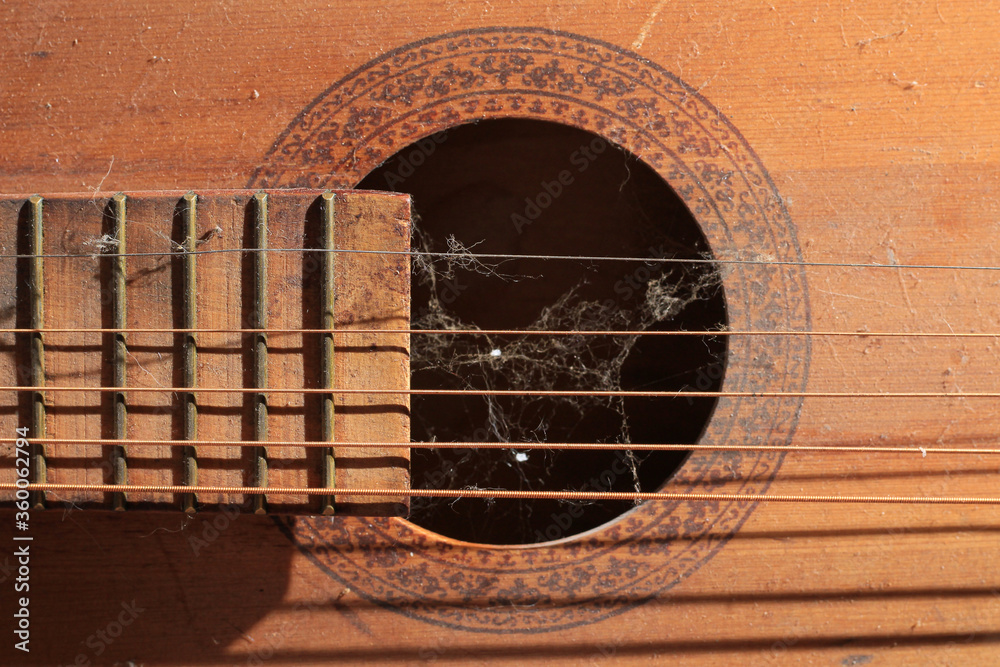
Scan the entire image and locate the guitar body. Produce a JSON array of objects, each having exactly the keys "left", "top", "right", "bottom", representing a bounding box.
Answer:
[{"left": 2, "top": 2, "right": 1000, "bottom": 664}]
